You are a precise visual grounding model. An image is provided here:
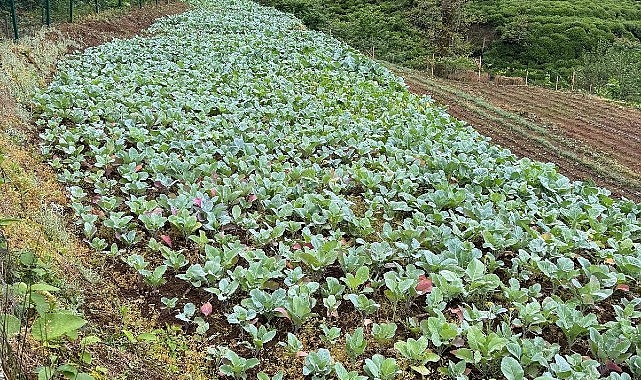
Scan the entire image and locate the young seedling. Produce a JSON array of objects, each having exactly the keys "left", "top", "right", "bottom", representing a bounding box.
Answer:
[
  {"left": 280, "top": 332, "right": 304, "bottom": 356},
  {"left": 303, "top": 348, "right": 334, "bottom": 379},
  {"left": 334, "top": 362, "right": 367, "bottom": 380},
  {"left": 320, "top": 323, "right": 341, "bottom": 345},
  {"left": 363, "top": 354, "right": 399, "bottom": 380},
  {"left": 219, "top": 348, "right": 260, "bottom": 379},
  {"left": 371, "top": 322, "right": 397, "bottom": 345},
  {"left": 243, "top": 324, "right": 277, "bottom": 354},
  {"left": 342, "top": 265, "right": 370, "bottom": 293},
  {"left": 394, "top": 336, "right": 439, "bottom": 375},
  {"left": 347, "top": 294, "right": 380, "bottom": 318},
  {"left": 345, "top": 327, "right": 367, "bottom": 360}
]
